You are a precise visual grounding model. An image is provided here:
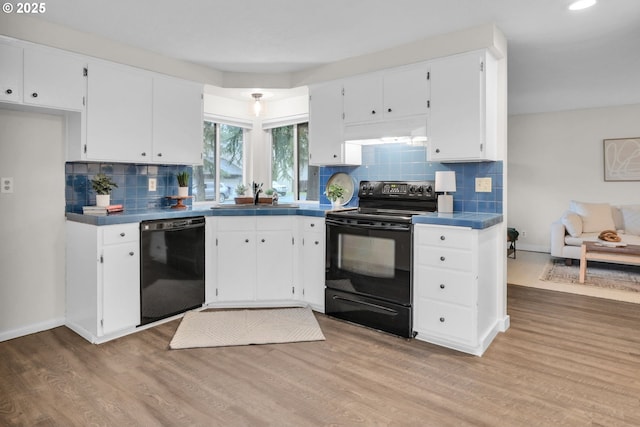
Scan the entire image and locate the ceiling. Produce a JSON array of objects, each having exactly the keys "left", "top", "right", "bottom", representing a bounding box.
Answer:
[{"left": 33, "top": 0, "right": 640, "bottom": 114}]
